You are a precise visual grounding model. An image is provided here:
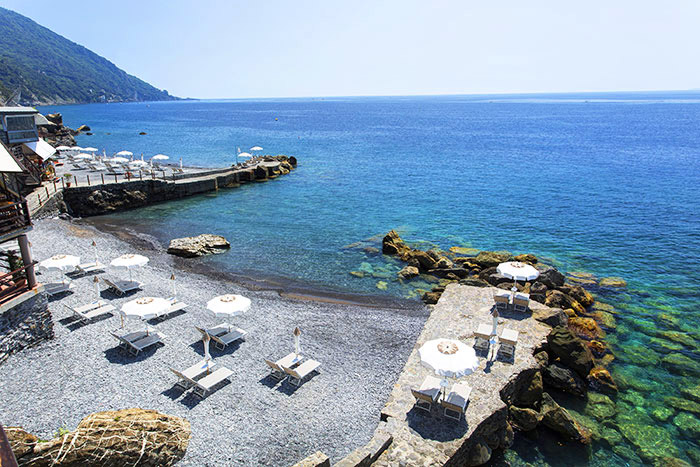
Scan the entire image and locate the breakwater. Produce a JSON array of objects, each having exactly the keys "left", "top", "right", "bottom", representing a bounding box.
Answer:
[{"left": 61, "top": 156, "right": 296, "bottom": 217}]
